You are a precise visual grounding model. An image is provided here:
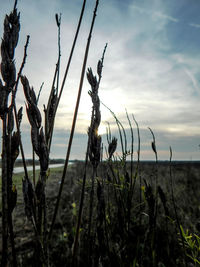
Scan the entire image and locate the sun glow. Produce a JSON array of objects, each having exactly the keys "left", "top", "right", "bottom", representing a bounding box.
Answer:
[{"left": 98, "top": 124, "right": 107, "bottom": 136}]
